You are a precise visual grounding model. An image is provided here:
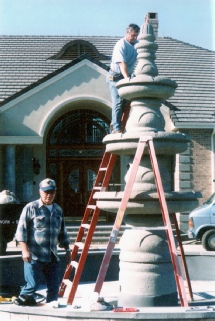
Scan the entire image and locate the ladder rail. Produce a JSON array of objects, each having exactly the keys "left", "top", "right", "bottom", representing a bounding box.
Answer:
[
  {"left": 172, "top": 213, "right": 193, "bottom": 301},
  {"left": 67, "top": 207, "right": 101, "bottom": 304},
  {"left": 59, "top": 103, "right": 131, "bottom": 304},
  {"left": 94, "top": 139, "right": 147, "bottom": 294},
  {"left": 59, "top": 153, "right": 117, "bottom": 299},
  {"left": 147, "top": 139, "right": 189, "bottom": 307}
]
